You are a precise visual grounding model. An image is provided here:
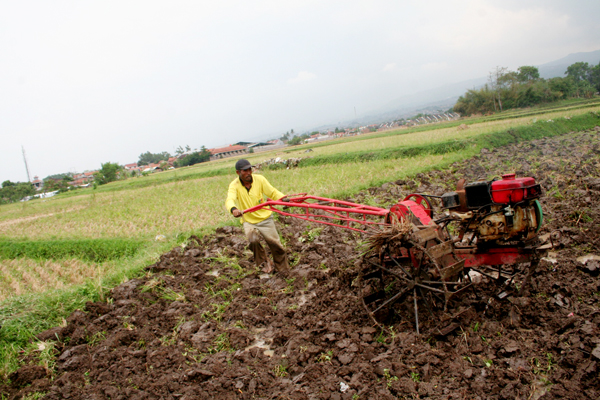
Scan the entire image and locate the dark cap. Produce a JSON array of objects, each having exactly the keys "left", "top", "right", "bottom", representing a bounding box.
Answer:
[{"left": 235, "top": 159, "right": 253, "bottom": 171}]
